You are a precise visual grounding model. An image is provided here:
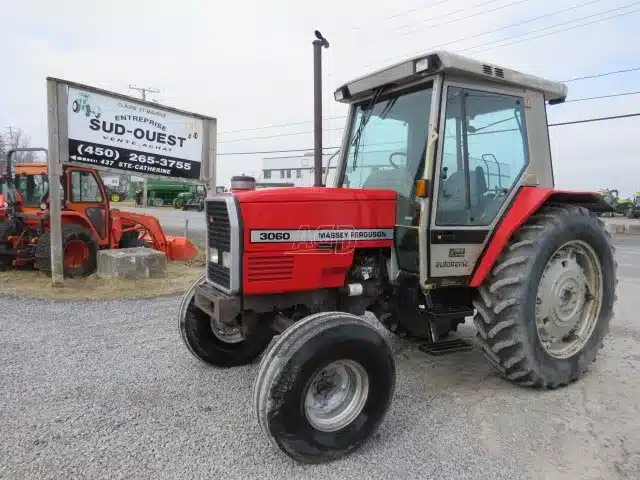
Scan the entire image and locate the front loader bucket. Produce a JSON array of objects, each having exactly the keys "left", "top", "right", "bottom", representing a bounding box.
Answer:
[{"left": 165, "top": 236, "right": 198, "bottom": 261}]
